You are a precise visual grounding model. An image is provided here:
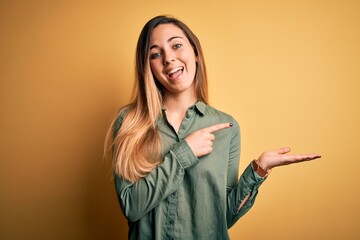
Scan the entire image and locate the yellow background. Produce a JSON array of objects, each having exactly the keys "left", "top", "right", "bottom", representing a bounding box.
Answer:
[{"left": 1, "top": 0, "right": 359, "bottom": 239}]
